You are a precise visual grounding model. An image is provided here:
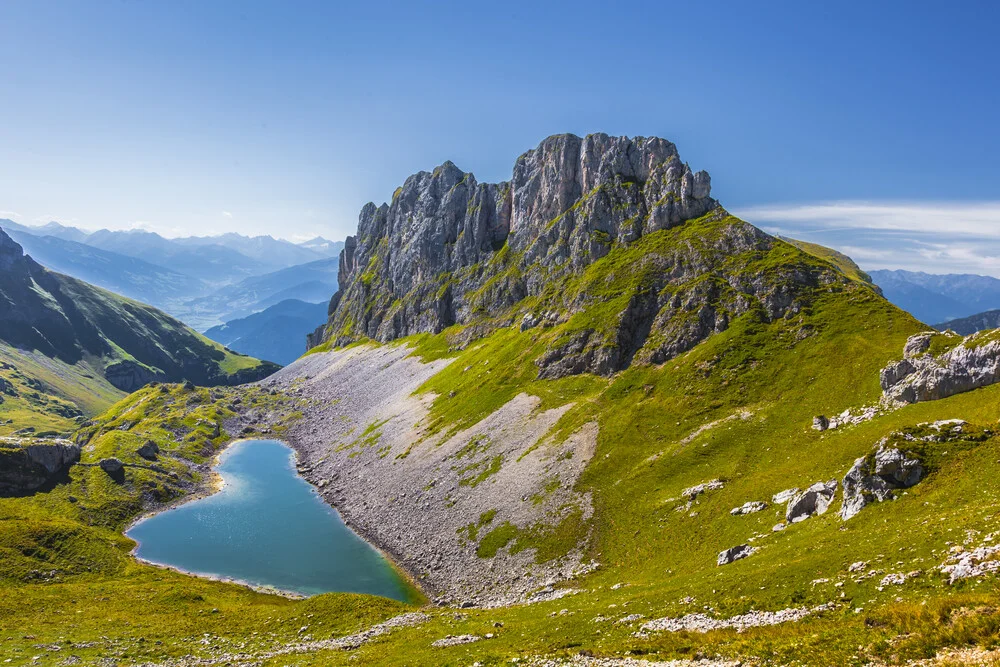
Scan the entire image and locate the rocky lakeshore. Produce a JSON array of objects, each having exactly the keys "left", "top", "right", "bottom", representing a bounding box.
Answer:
[{"left": 236, "top": 343, "right": 600, "bottom": 607}]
